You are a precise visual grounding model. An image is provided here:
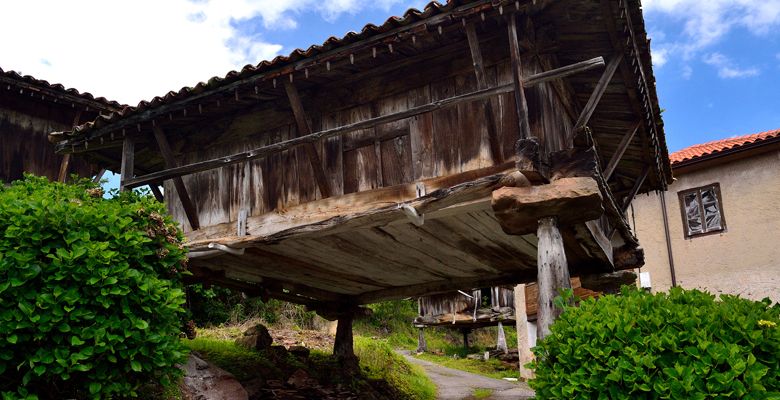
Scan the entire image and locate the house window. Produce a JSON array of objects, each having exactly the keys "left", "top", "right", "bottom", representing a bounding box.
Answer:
[{"left": 678, "top": 183, "right": 726, "bottom": 238}]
